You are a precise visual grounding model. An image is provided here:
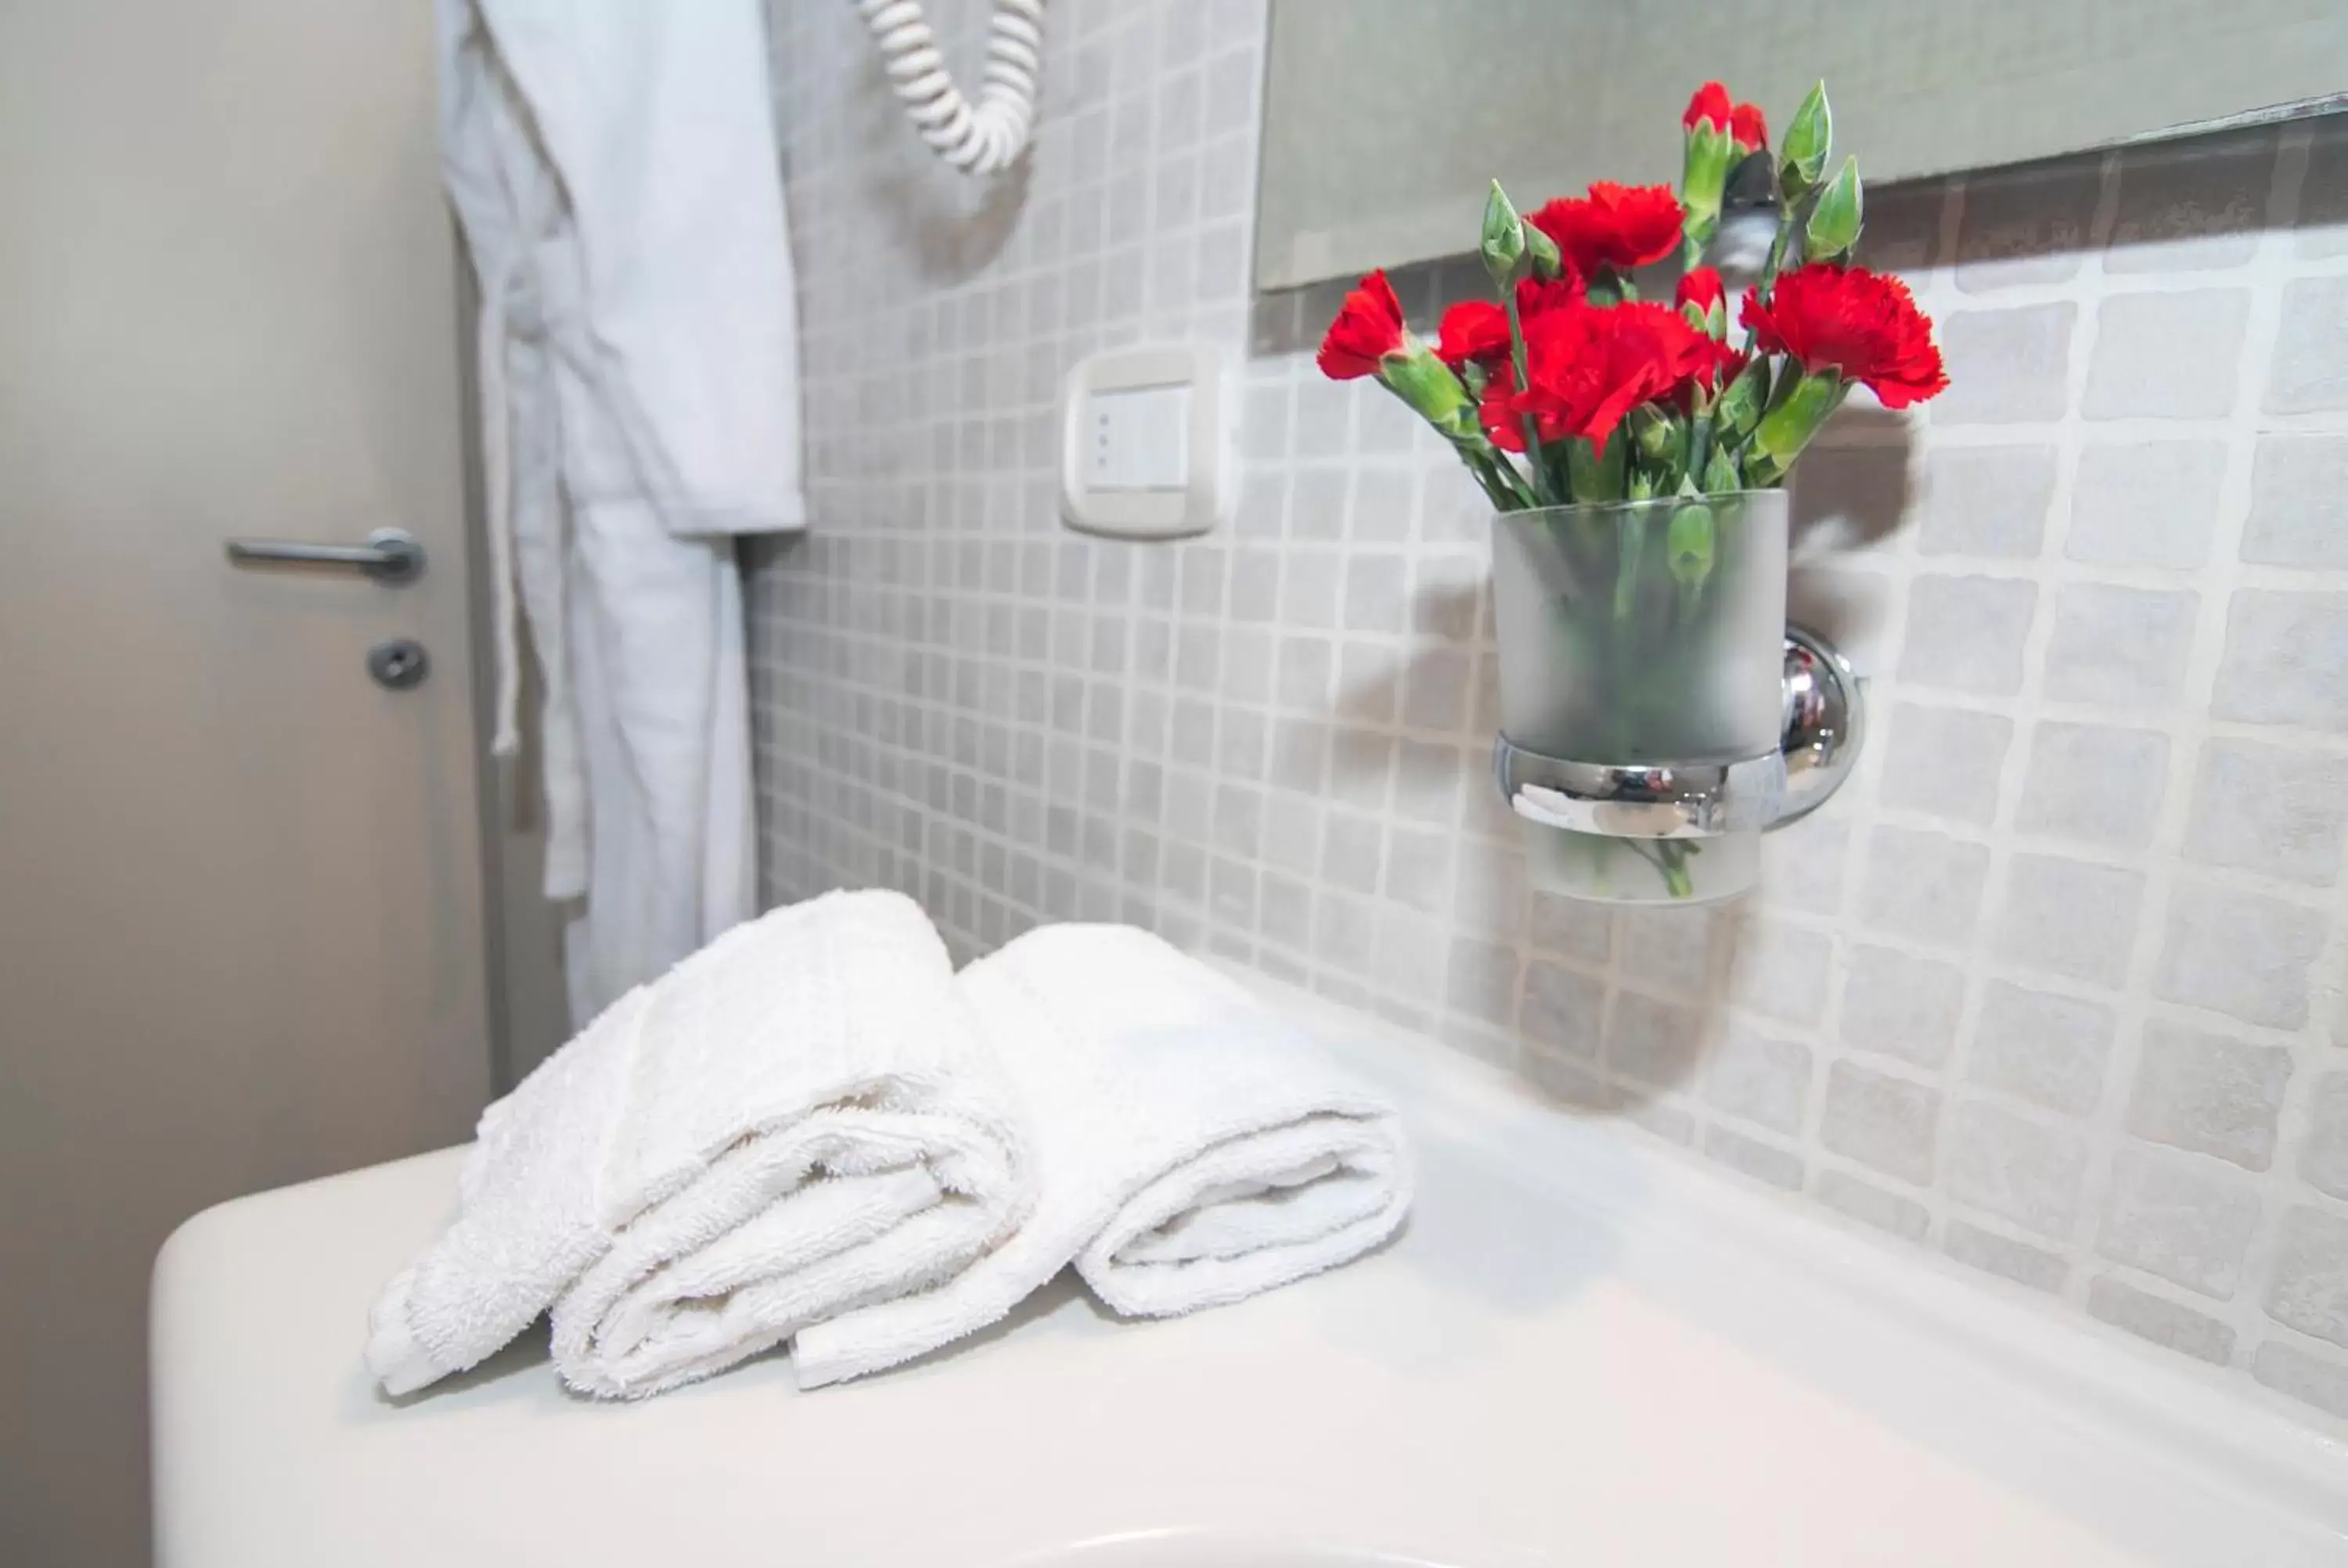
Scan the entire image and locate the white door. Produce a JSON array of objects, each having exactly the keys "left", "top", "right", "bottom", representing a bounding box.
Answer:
[{"left": 0, "top": 3, "right": 492, "bottom": 1563}]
